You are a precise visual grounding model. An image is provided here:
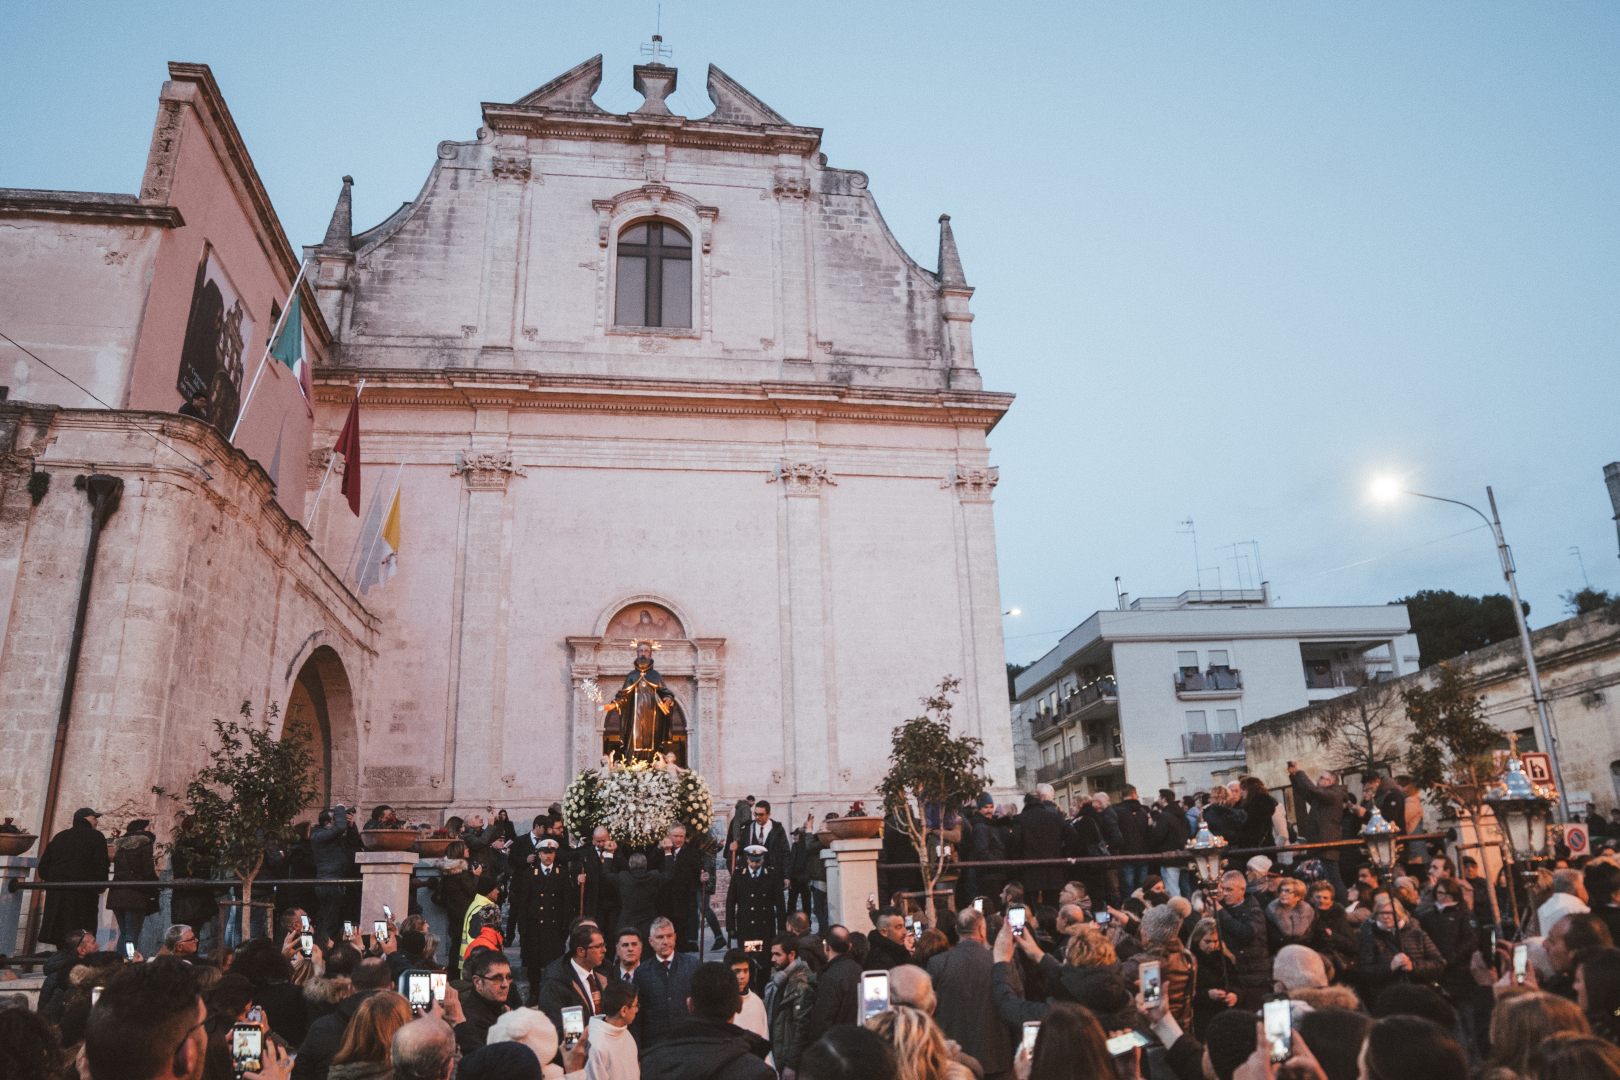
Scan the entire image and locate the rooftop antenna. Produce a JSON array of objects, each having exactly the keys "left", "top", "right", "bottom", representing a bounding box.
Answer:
[
  {"left": 1571, "top": 546, "right": 1590, "bottom": 588},
  {"left": 641, "top": 4, "right": 672, "bottom": 66},
  {"left": 1178, "top": 518, "right": 1223, "bottom": 592}
]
